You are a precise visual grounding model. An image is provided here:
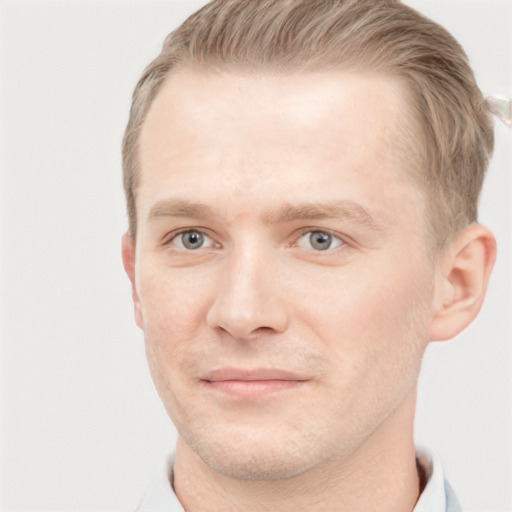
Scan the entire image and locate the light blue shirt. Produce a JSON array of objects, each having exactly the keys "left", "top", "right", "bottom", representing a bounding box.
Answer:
[{"left": 135, "top": 449, "right": 462, "bottom": 512}]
